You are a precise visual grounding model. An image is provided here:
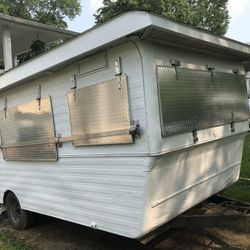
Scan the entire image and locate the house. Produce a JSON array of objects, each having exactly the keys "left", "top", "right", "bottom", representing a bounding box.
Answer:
[{"left": 0, "top": 13, "right": 77, "bottom": 72}]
